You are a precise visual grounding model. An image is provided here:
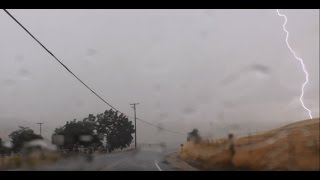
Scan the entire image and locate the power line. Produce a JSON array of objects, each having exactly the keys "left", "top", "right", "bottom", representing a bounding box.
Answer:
[
  {"left": 125, "top": 114, "right": 184, "bottom": 135},
  {"left": 2, "top": 9, "right": 120, "bottom": 112},
  {"left": 136, "top": 117, "right": 184, "bottom": 135},
  {"left": 126, "top": 114, "right": 184, "bottom": 135},
  {"left": 3, "top": 9, "right": 185, "bottom": 136}
]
